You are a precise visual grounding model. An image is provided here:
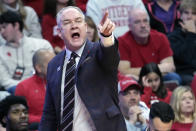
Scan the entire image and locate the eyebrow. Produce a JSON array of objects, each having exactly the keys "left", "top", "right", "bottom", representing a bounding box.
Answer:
[{"left": 62, "top": 17, "right": 83, "bottom": 21}]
